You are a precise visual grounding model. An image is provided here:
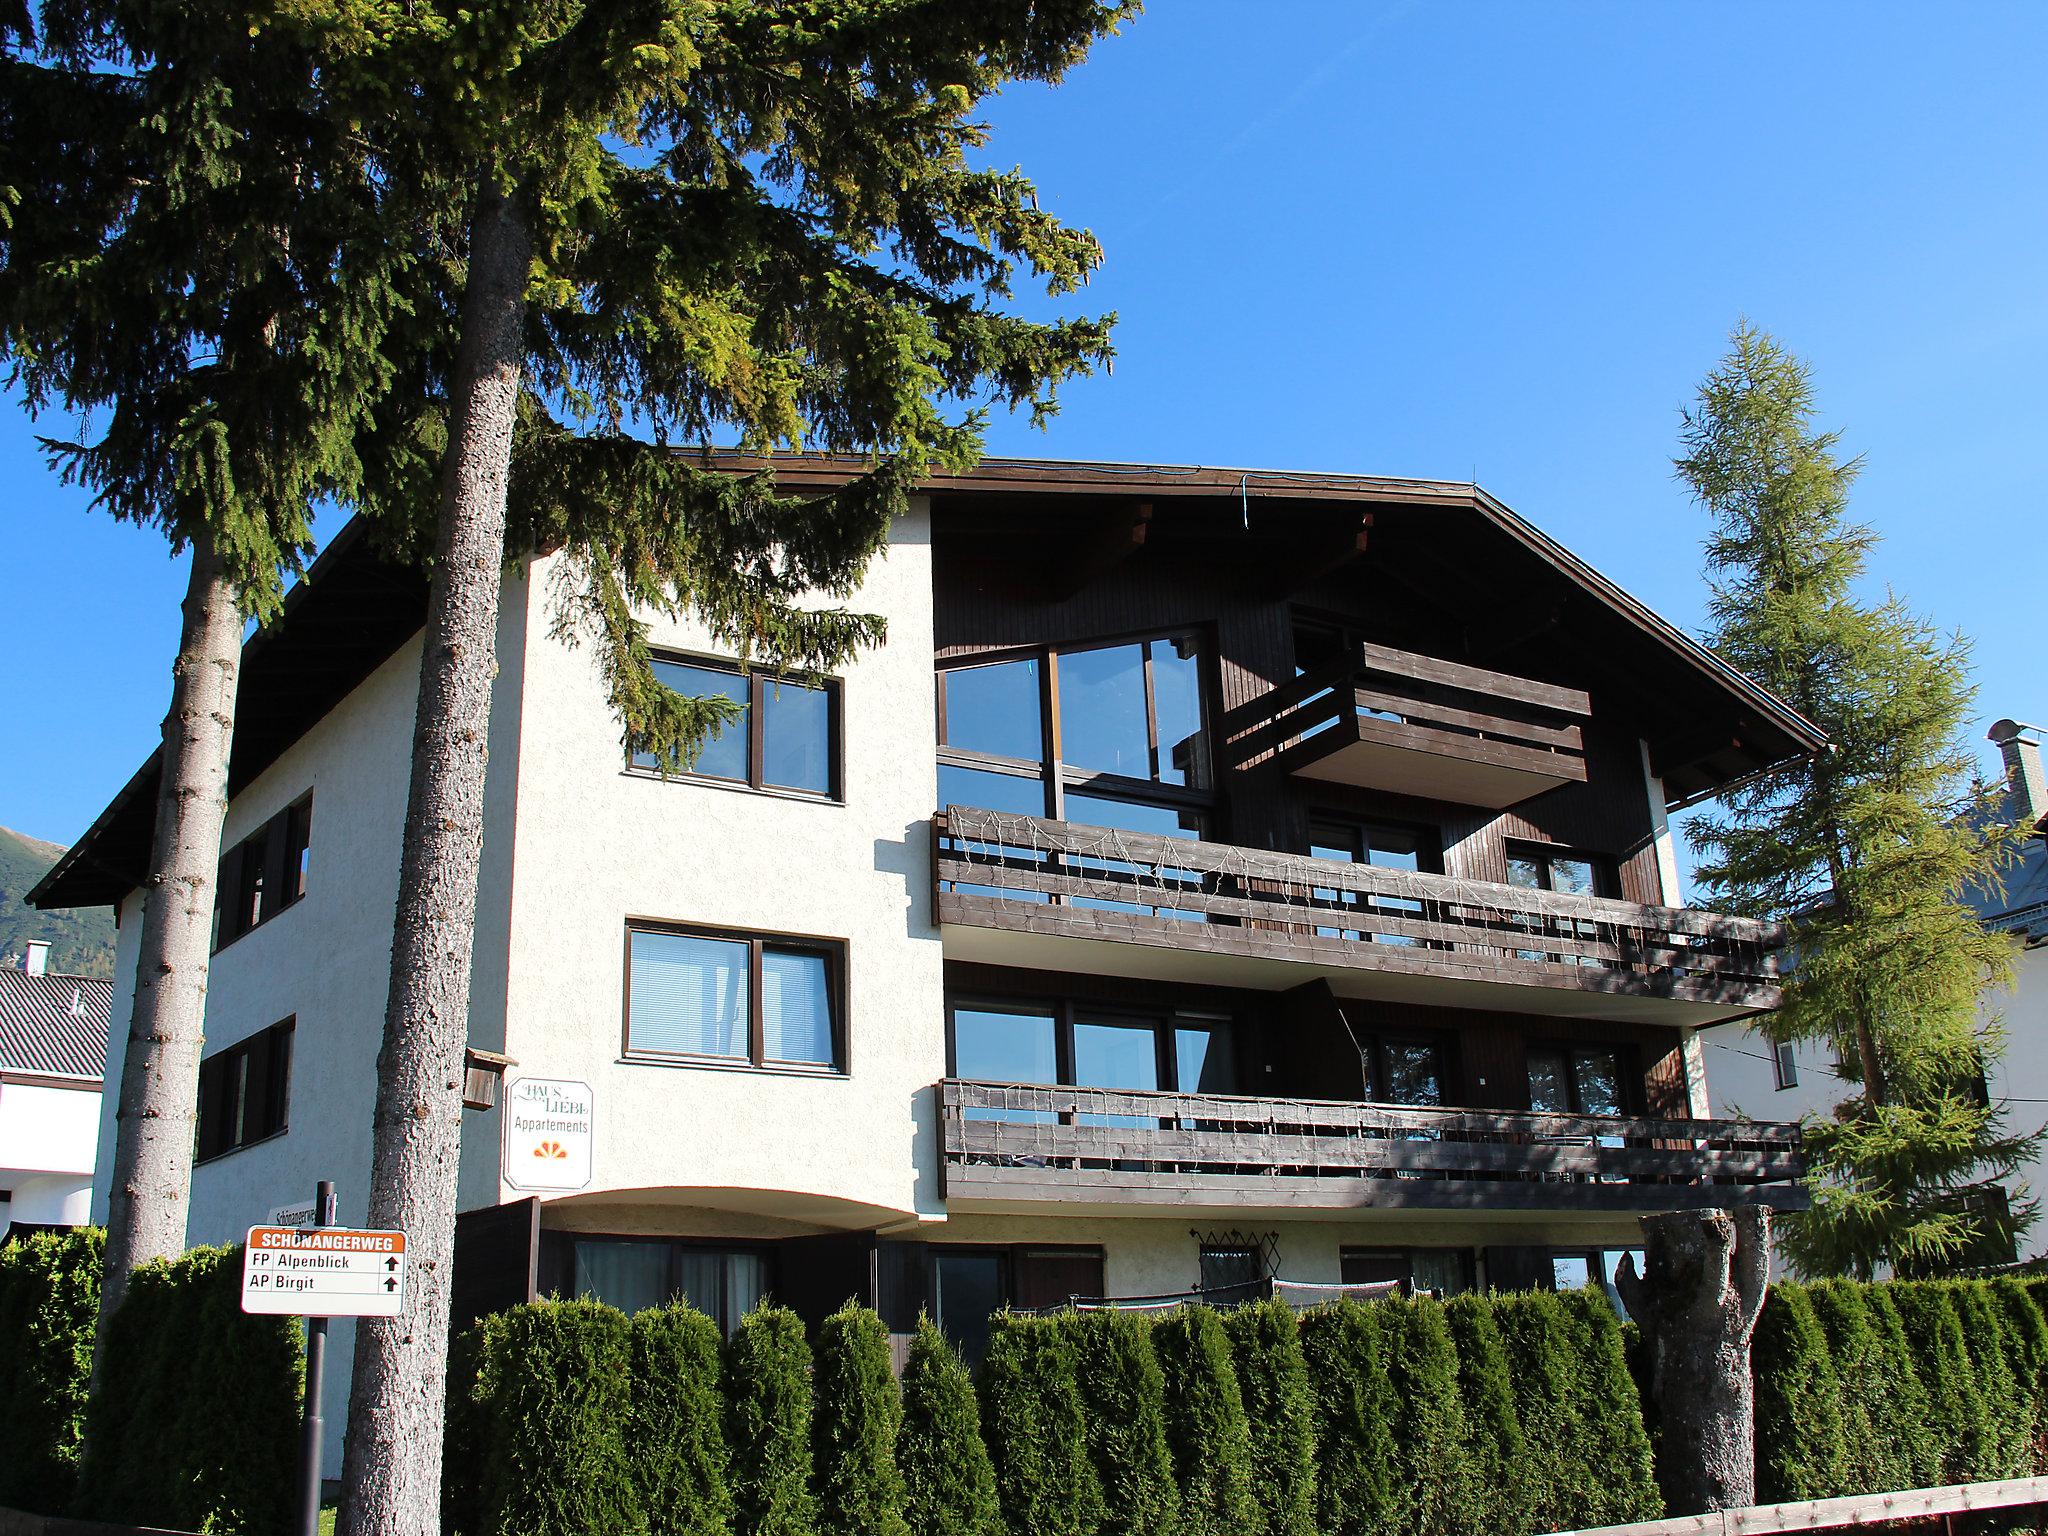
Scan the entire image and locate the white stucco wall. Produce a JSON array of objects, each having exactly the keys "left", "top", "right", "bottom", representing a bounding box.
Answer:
[
  {"left": 1984, "top": 942, "right": 2048, "bottom": 1260},
  {"left": 0, "top": 1079, "right": 101, "bottom": 1180},
  {"left": 487, "top": 503, "right": 945, "bottom": 1231}
]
